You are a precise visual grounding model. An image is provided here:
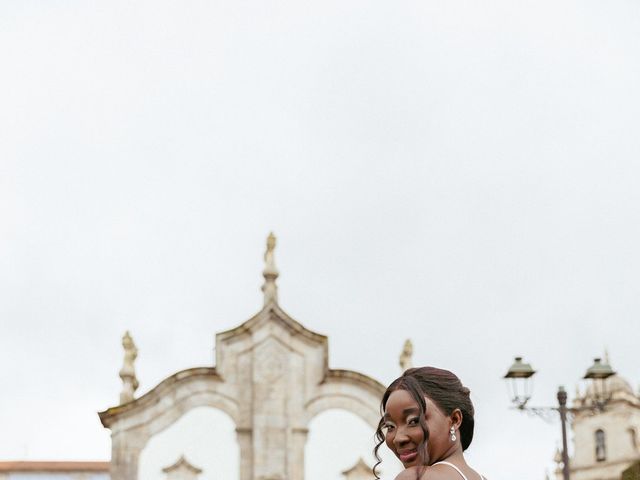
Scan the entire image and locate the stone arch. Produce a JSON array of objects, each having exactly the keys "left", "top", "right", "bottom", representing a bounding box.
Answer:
[
  {"left": 139, "top": 406, "right": 239, "bottom": 480},
  {"left": 306, "top": 394, "right": 380, "bottom": 428},
  {"left": 305, "top": 370, "right": 384, "bottom": 429},
  {"left": 143, "top": 389, "right": 239, "bottom": 440},
  {"left": 305, "top": 408, "right": 377, "bottom": 480},
  {"left": 304, "top": 406, "right": 404, "bottom": 480},
  {"left": 100, "top": 368, "right": 239, "bottom": 480},
  {"left": 303, "top": 369, "right": 385, "bottom": 479}
]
